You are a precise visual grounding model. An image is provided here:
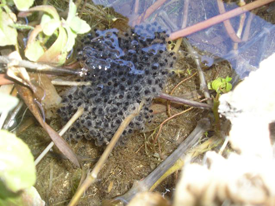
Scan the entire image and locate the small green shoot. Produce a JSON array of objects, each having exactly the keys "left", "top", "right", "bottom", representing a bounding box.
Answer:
[
  {"left": 208, "top": 76, "right": 232, "bottom": 132},
  {"left": 208, "top": 76, "right": 232, "bottom": 94}
]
